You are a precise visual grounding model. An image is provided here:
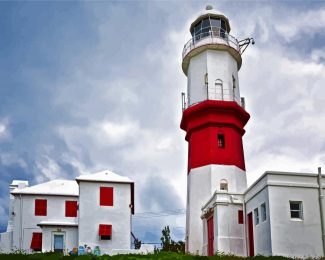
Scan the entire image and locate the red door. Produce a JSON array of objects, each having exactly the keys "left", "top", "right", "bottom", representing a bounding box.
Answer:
[
  {"left": 207, "top": 216, "right": 214, "bottom": 256},
  {"left": 247, "top": 212, "right": 254, "bottom": 256}
]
